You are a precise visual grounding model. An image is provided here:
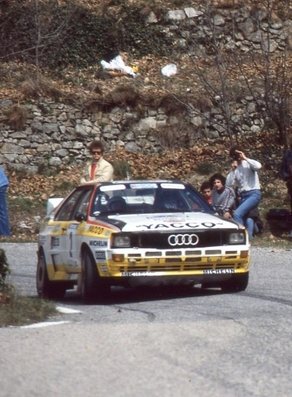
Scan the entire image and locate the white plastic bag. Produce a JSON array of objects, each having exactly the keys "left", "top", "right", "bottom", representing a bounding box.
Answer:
[
  {"left": 100, "top": 55, "right": 137, "bottom": 77},
  {"left": 161, "top": 63, "right": 177, "bottom": 77}
]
